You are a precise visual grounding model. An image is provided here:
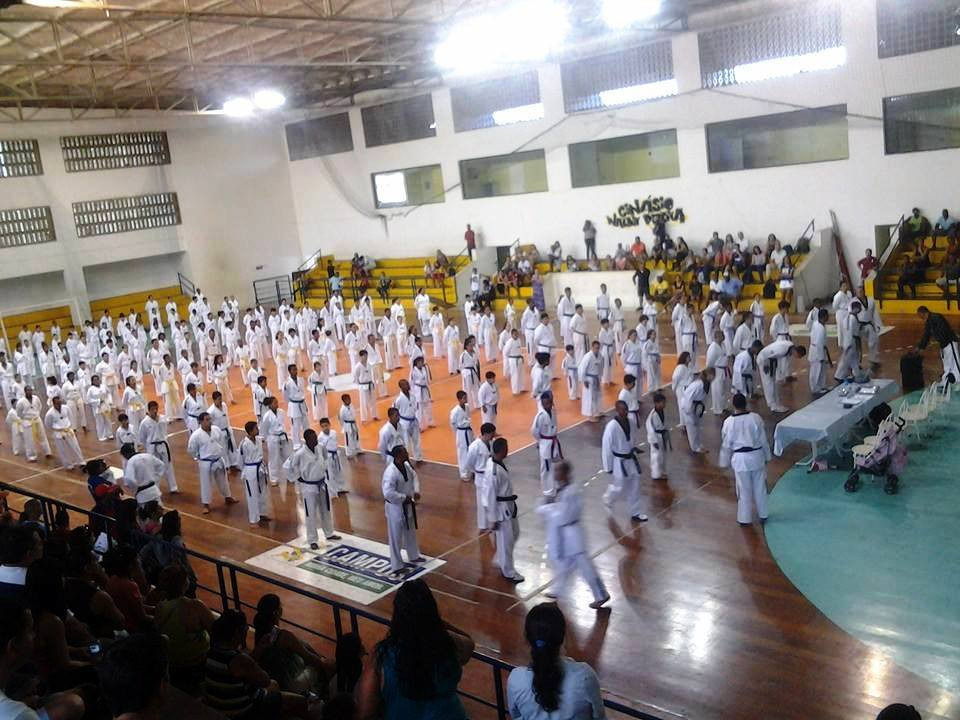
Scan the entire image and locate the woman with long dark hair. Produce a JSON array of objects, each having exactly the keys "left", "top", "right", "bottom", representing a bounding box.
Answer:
[
  {"left": 355, "top": 579, "right": 474, "bottom": 720},
  {"left": 508, "top": 603, "right": 605, "bottom": 719}
]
